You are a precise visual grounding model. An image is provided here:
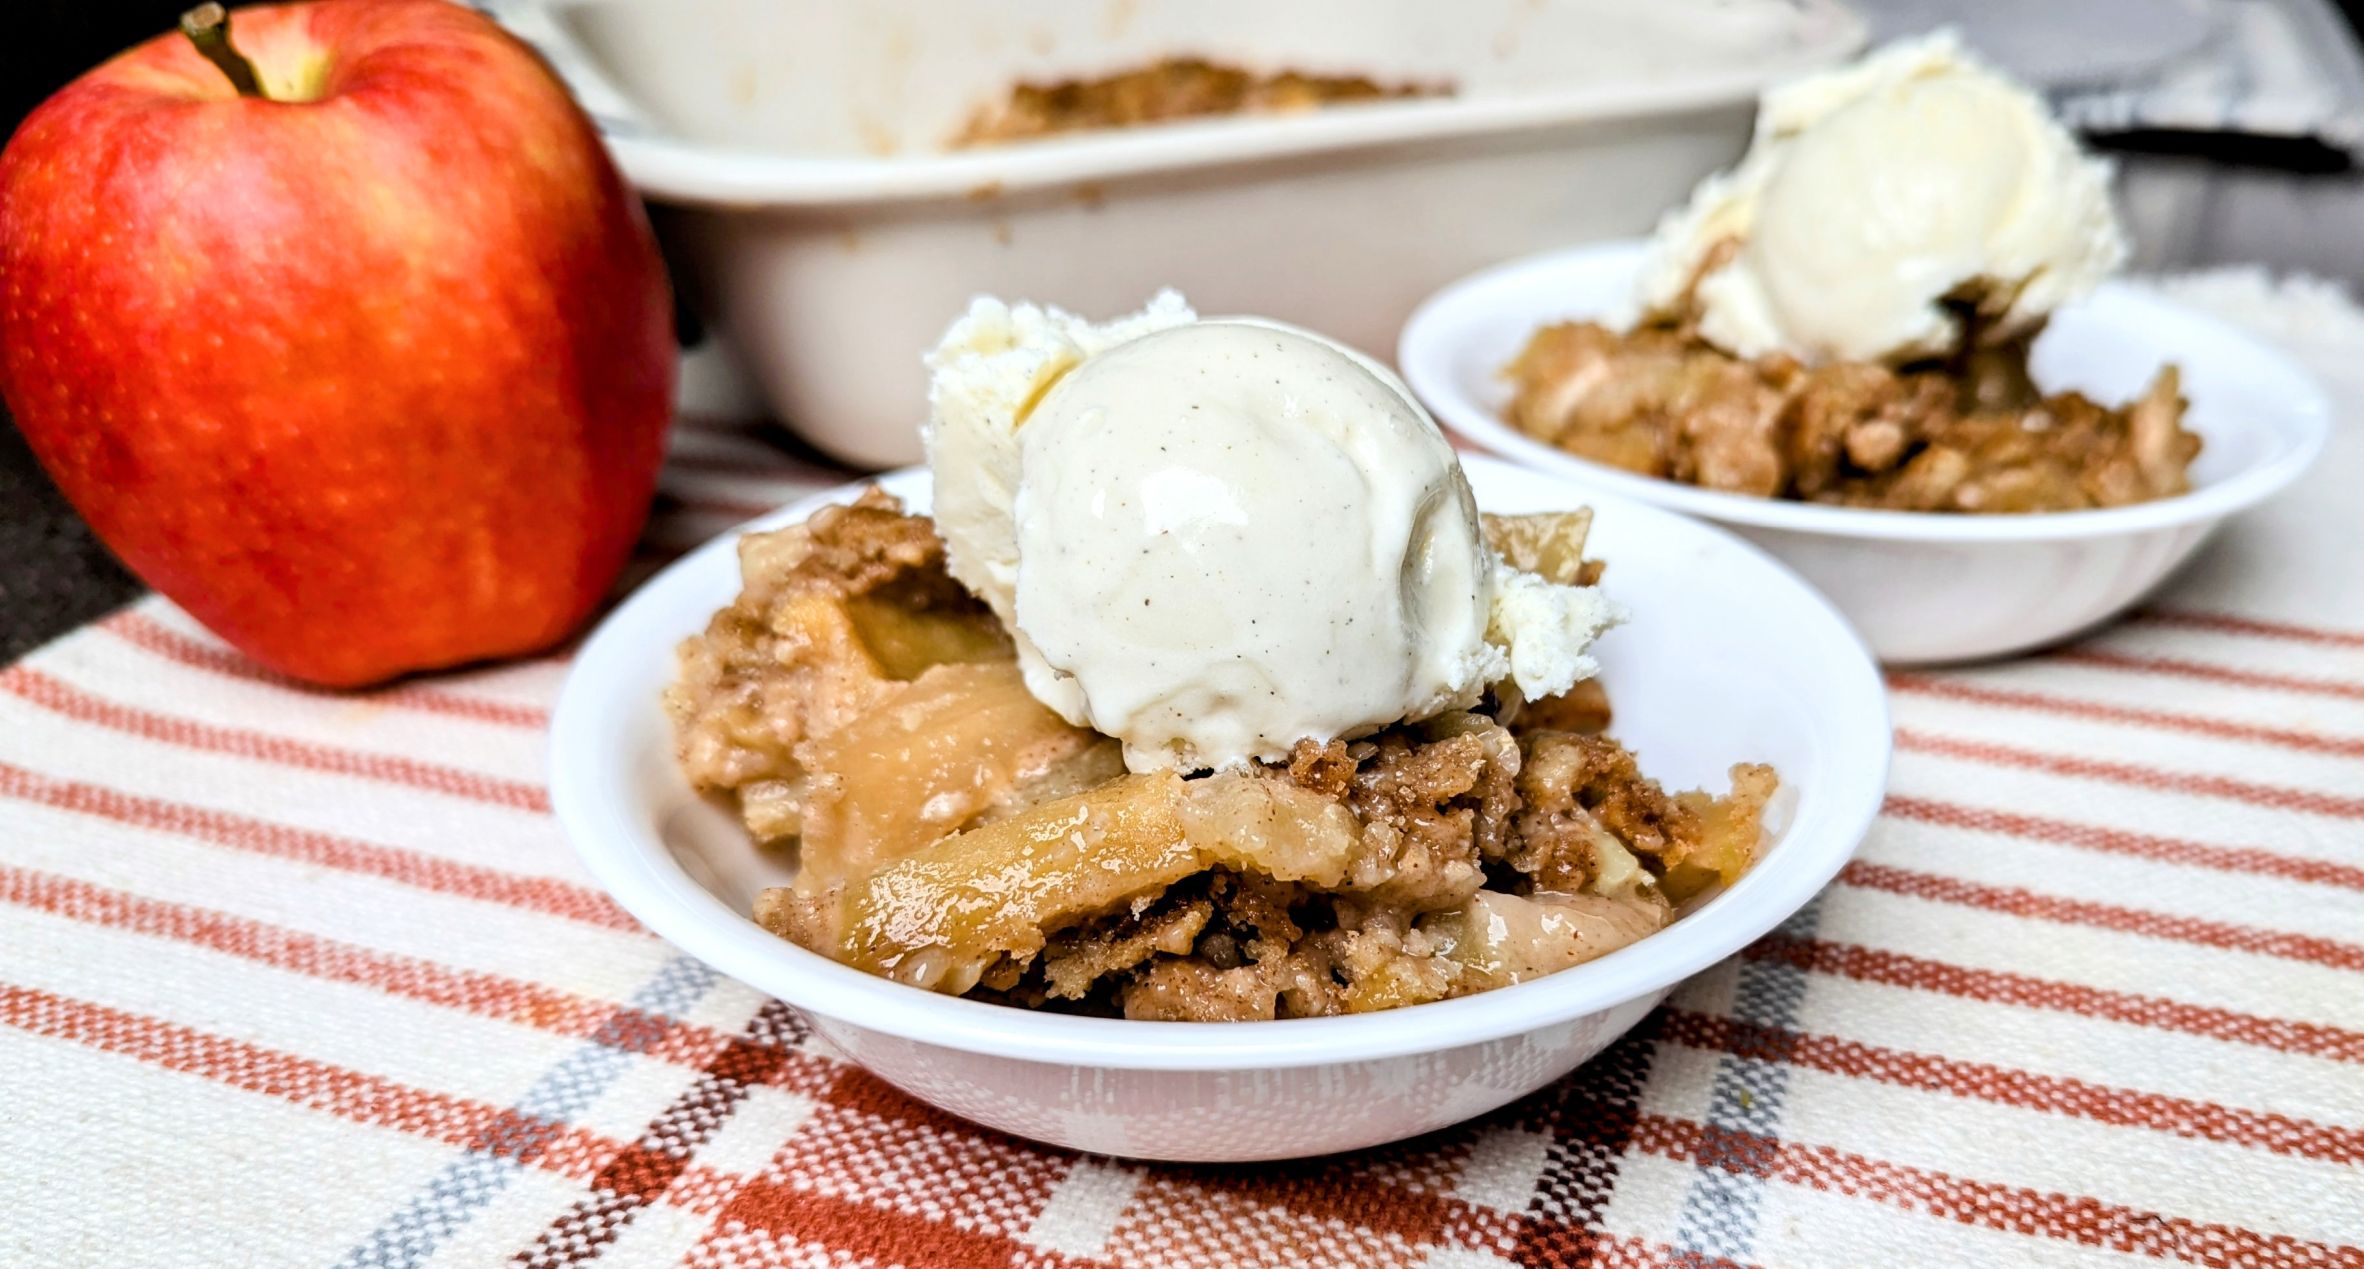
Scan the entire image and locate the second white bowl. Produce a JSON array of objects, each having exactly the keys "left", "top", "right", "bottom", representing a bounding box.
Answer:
[{"left": 1400, "top": 242, "right": 2332, "bottom": 664}]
